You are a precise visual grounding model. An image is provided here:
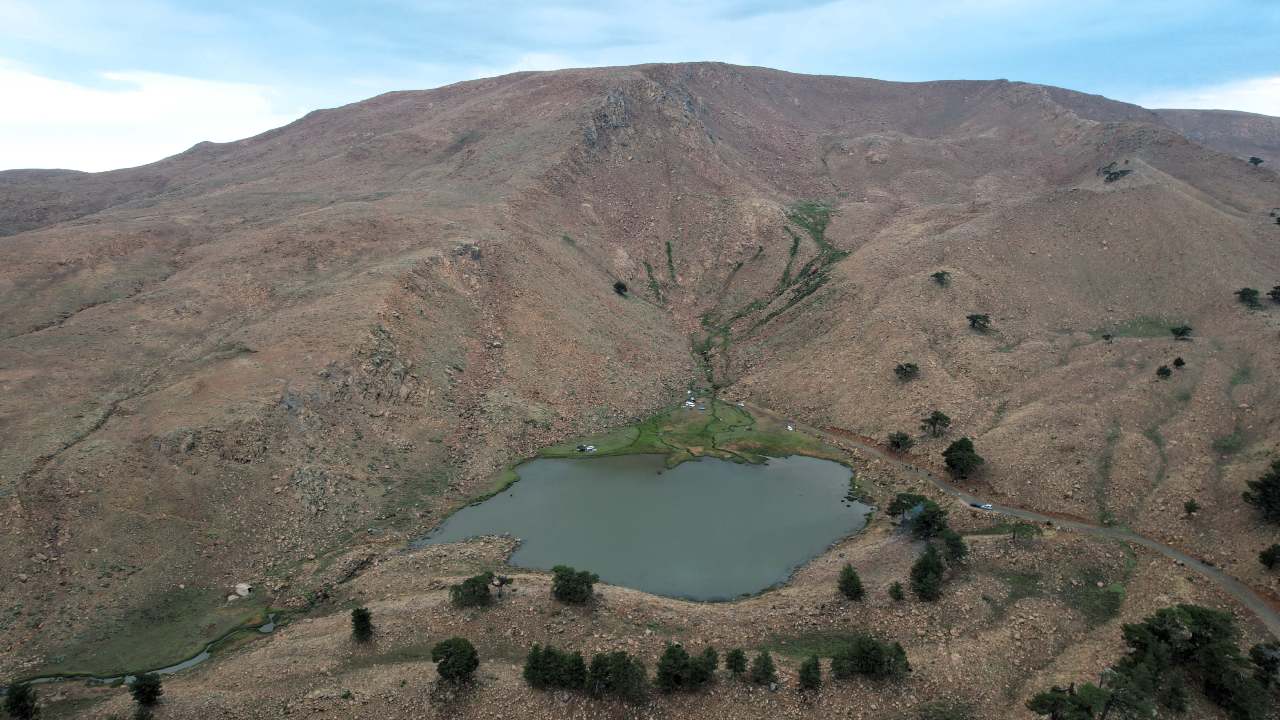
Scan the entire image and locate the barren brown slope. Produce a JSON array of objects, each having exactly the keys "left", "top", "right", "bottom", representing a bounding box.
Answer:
[
  {"left": 1, "top": 62, "right": 1279, "bottom": 716},
  {"left": 1155, "top": 108, "right": 1280, "bottom": 162}
]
